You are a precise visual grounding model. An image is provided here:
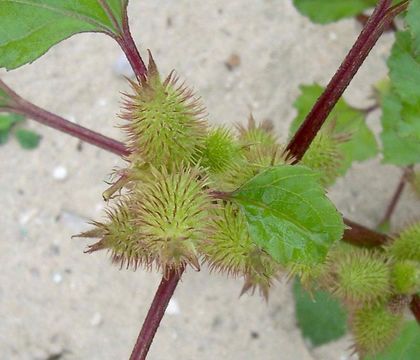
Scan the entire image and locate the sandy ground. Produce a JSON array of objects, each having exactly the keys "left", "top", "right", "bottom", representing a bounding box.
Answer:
[{"left": 1, "top": 1, "right": 419, "bottom": 359}]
